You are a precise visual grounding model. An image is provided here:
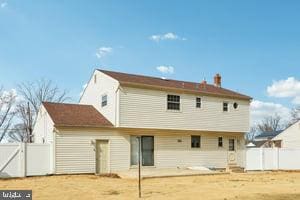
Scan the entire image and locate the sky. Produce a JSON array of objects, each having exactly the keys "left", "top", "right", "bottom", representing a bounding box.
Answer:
[{"left": 0, "top": 0, "right": 300, "bottom": 125}]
